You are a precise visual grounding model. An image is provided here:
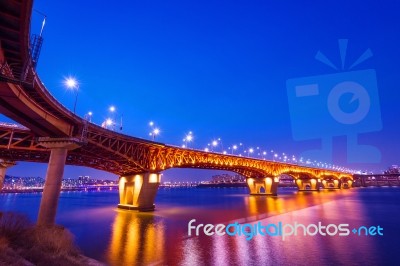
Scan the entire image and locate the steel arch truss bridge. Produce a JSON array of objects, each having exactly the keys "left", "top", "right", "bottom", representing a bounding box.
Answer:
[{"left": 0, "top": 123, "right": 354, "bottom": 211}]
